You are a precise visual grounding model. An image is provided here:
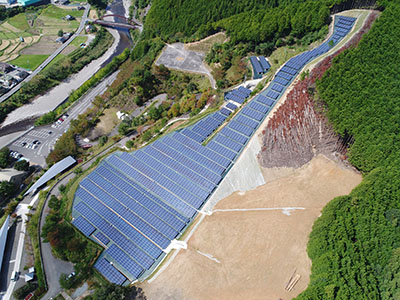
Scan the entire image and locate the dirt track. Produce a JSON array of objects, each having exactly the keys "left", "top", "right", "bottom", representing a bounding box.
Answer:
[{"left": 141, "top": 155, "right": 361, "bottom": 300}]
